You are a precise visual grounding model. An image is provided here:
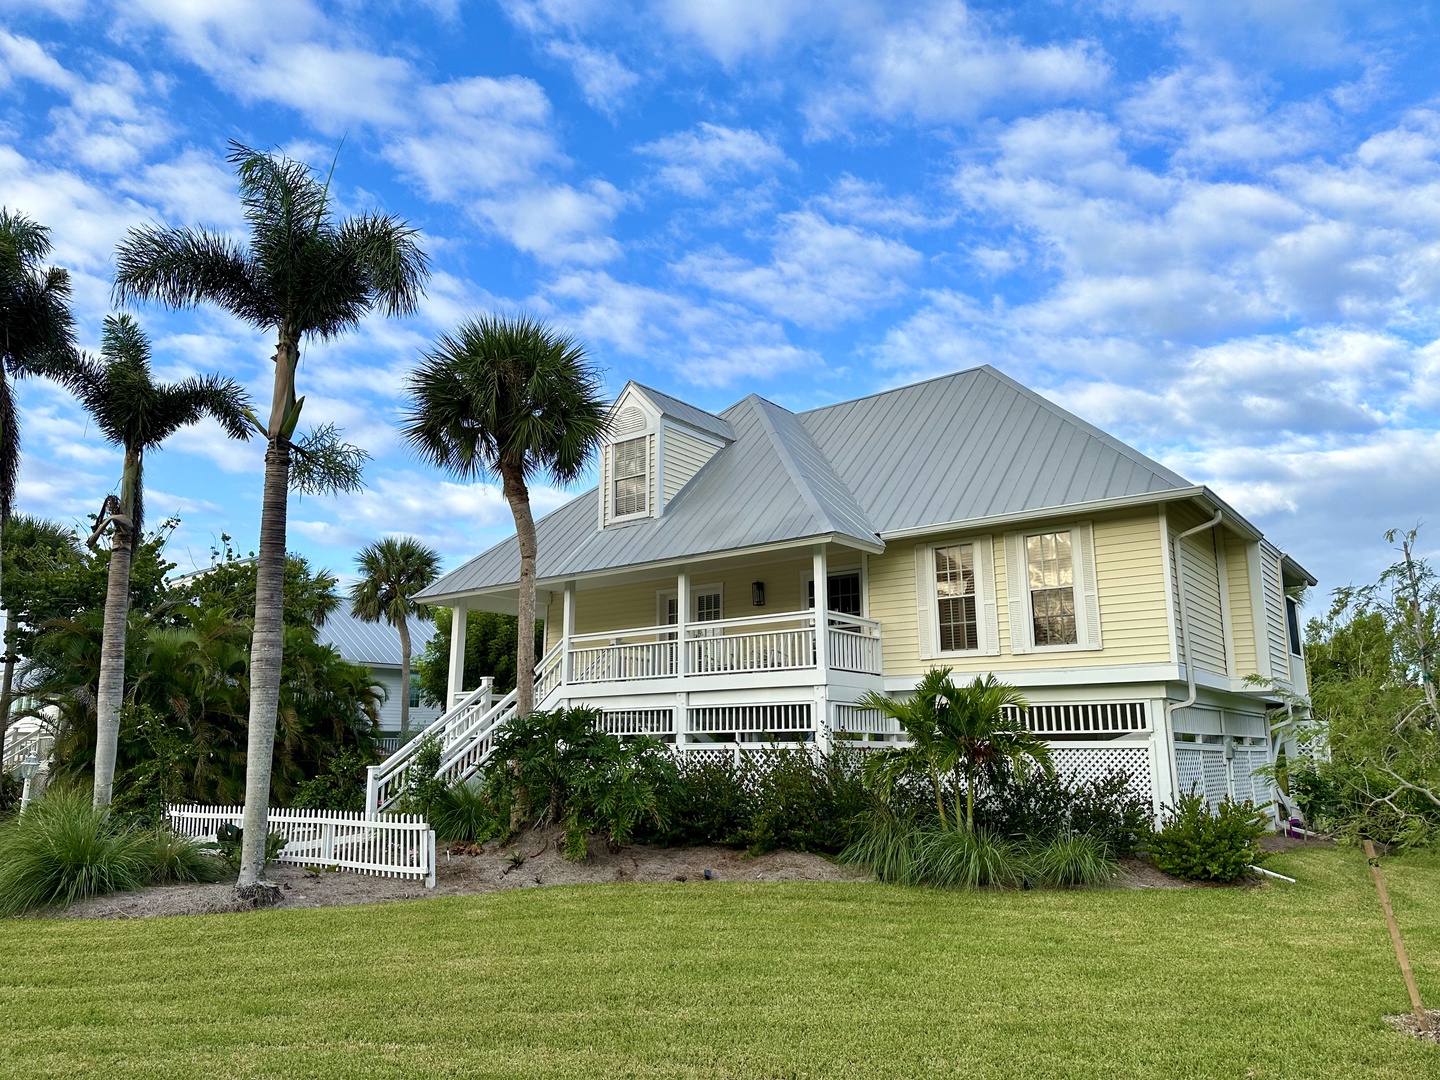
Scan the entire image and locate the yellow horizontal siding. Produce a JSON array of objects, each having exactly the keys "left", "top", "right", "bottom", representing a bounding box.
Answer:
[
  {"left": 870, "top": 510, "right": 1172, "bottom": 678},
  {"left": 1225, "top": 534, "right": 1258, "bottom": 677}
]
